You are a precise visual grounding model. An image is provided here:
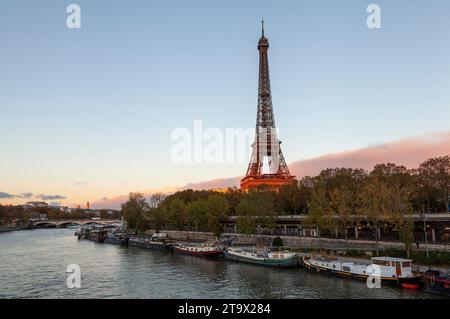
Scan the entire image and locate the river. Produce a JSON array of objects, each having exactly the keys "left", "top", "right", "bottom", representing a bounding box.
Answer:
[{"left": 0, "top": 228, "right": 438, "bottom": 299}]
